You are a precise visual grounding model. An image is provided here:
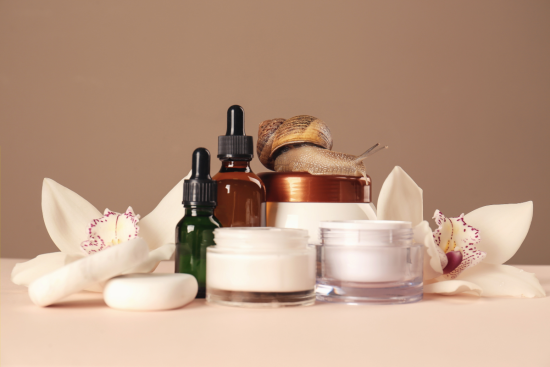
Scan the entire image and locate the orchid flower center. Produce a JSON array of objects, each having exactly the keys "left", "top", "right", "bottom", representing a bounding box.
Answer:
[
  {"left": 80, "top": 207, "right": 140, "bottom": 255},
  {"left": 433, "top": 210, "right": 486, "bottom": 279}
]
